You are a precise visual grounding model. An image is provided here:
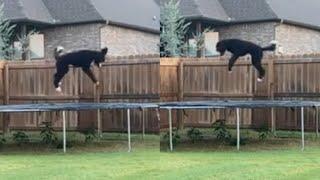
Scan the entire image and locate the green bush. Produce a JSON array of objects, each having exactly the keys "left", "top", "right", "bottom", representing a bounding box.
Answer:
[
  {"left": 40, "top": 121, "right": 58, "bottom": 145},
  {"left": 212, "top": 119, "right": 231, "bottom": 142},
  {"left": 163, "top": 130, "right": 180, "bottom": 148},
  {"left": 187, "top": 128, "right": 203, "bottom": 143},
  {"left": 12, "top": 131, "right": 29, "bottom": 146},
  {"left": 82, "top": 127, "right": 97, "bottom": 143},
  {"left": 0, "top": 137, "right": 5, "bottom": 147},
  {"left": 256, "top": 123, "right": 271, "bottom": 140}
]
